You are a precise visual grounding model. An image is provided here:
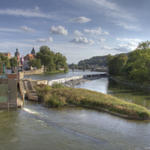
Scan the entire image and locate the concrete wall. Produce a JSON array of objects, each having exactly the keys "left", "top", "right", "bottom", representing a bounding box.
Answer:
[
  {"left": 48, "top": 76, "right": 83, "bottom": 86},
  {"left": 23, "top": 68, "right": 44, "bottom": 75},
  {"left": 0, "top": 74, "right": 18, "bottom": 109}
]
